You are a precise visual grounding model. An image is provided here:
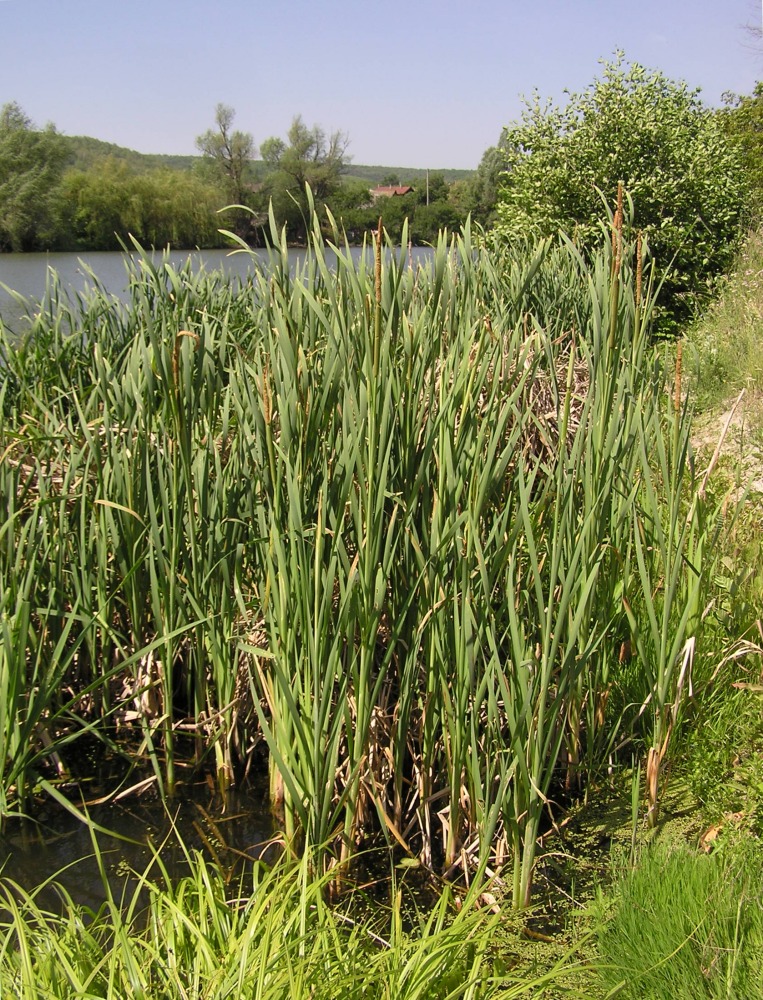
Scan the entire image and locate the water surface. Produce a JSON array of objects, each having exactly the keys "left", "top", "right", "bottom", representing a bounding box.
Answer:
[{"left": 0, "top": 245, "right": 433, "bottom": 335}]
